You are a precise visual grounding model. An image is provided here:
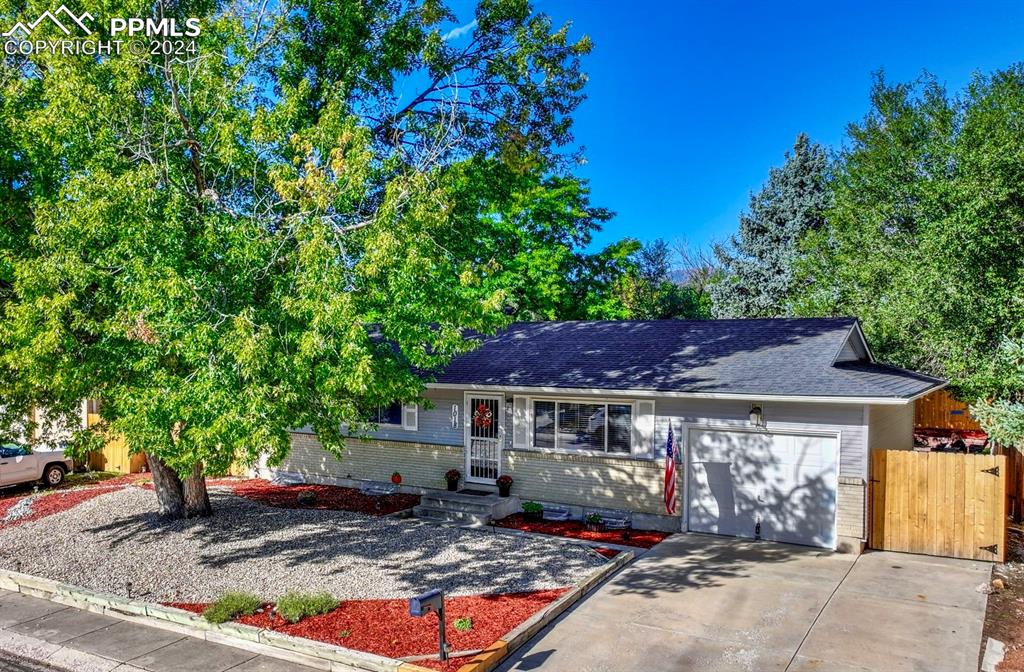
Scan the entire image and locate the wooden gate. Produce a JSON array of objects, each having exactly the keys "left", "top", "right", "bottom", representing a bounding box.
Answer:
[{"left": 870, "top": 450, "right": 1006, "bottom": 562}]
